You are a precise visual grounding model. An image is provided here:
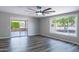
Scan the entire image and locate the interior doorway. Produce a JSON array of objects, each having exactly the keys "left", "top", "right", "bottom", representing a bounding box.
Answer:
[{"left": 11, "top": 20, "right": 28, "bottom": 37}]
